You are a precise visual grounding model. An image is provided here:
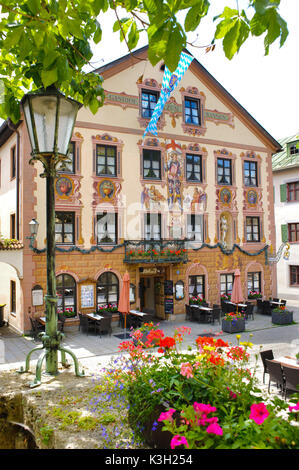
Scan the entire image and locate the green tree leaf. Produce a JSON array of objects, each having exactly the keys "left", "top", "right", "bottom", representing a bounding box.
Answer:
[{"left": 41, "top": 67, "right": 58, "bottom": 88}]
